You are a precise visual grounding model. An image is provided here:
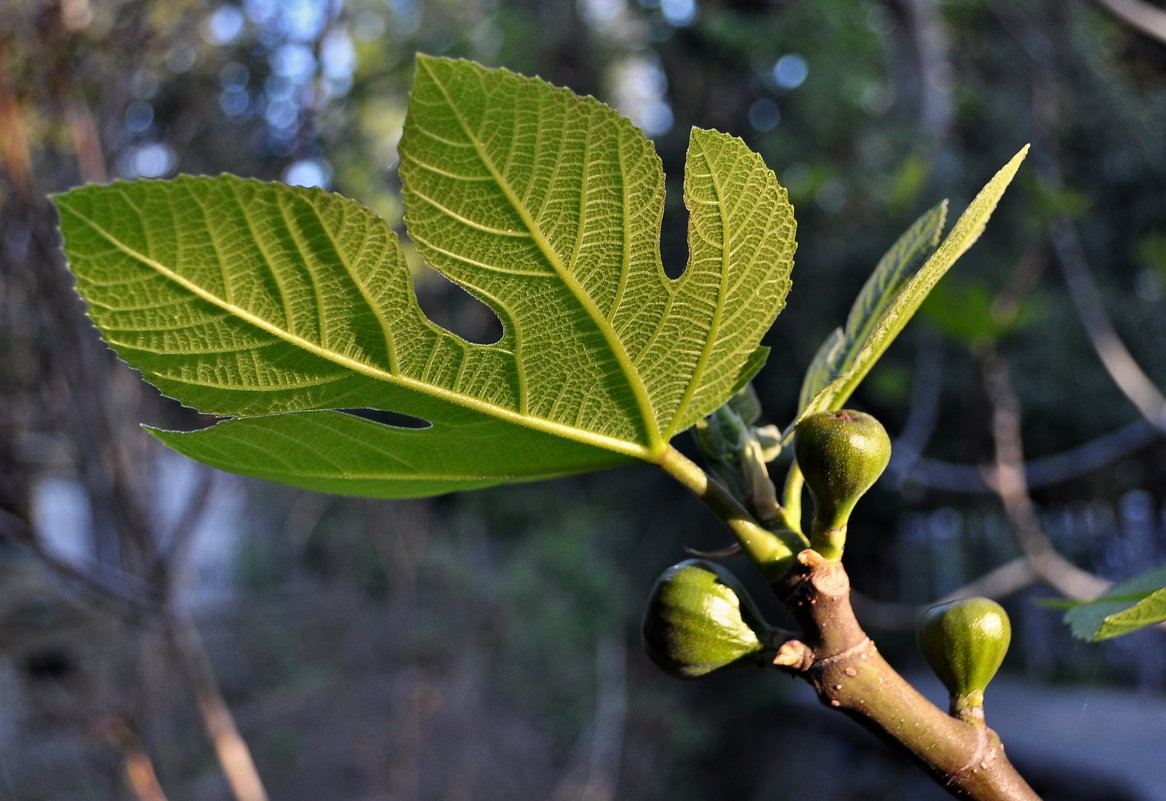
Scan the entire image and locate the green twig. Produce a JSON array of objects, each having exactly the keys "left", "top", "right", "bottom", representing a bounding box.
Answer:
[
  {"left": 781, "top": 462, "right": 805, "bottom": 534},
  {"left": 658, "top": 446, "right": 806, "bottom": 581}
]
